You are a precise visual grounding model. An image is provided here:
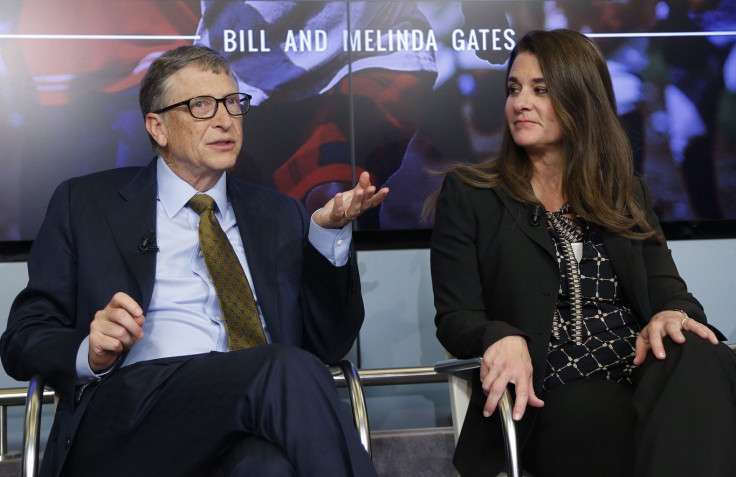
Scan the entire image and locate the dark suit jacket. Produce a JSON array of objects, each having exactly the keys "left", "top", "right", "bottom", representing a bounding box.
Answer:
[
  {"left": 0, "top": 158, "right": 364, "bottom": 477},
  {"left": 430, "top": 173, "right": 721, "bottom": 477}
]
